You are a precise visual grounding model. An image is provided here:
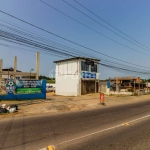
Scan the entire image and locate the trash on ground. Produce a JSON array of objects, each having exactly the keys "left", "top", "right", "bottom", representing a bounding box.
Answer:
[
  {"left": 7, "top": 107, "right": 16, "bottom": 113},
  {"left": 0, "top": 104, "right": 18, "bottom": 114},
  {"left": 0, "top": 108, "right": 7, "bottom": 113},
  {"left": 1, "top": 104, "right": 6, "bottom": 108}
]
